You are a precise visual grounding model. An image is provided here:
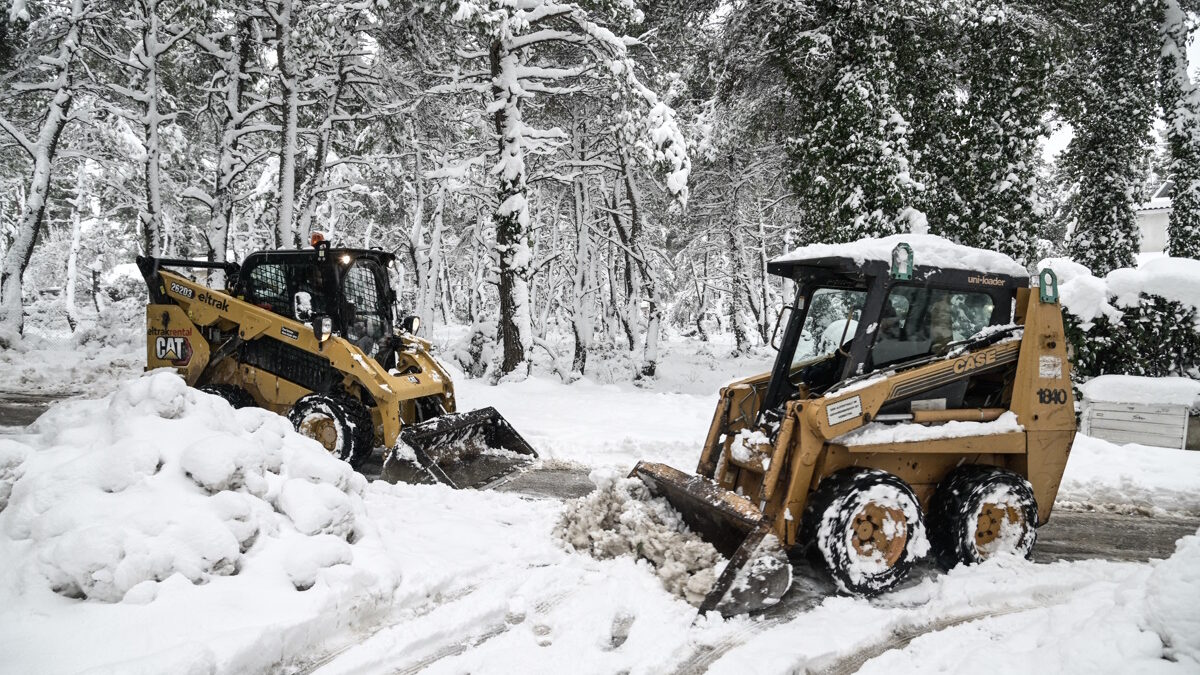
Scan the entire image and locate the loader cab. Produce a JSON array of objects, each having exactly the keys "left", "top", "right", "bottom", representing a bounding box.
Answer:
[
  {"left": 236, "top": 246, "right": 399, "bottom": 363},
  {"left": 762, "top": 246, "right": 1026, "bottom": 414}
]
